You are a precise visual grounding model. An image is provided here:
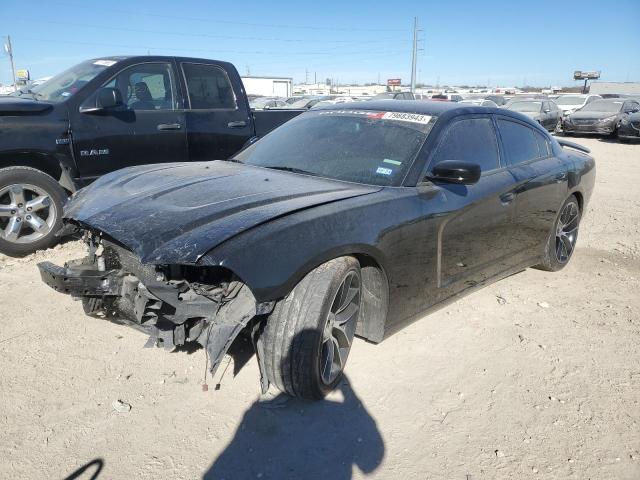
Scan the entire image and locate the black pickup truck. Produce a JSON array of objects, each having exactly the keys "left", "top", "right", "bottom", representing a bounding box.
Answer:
[{"left": 0, "top": 56, "right": 303, "bottom": 256}]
